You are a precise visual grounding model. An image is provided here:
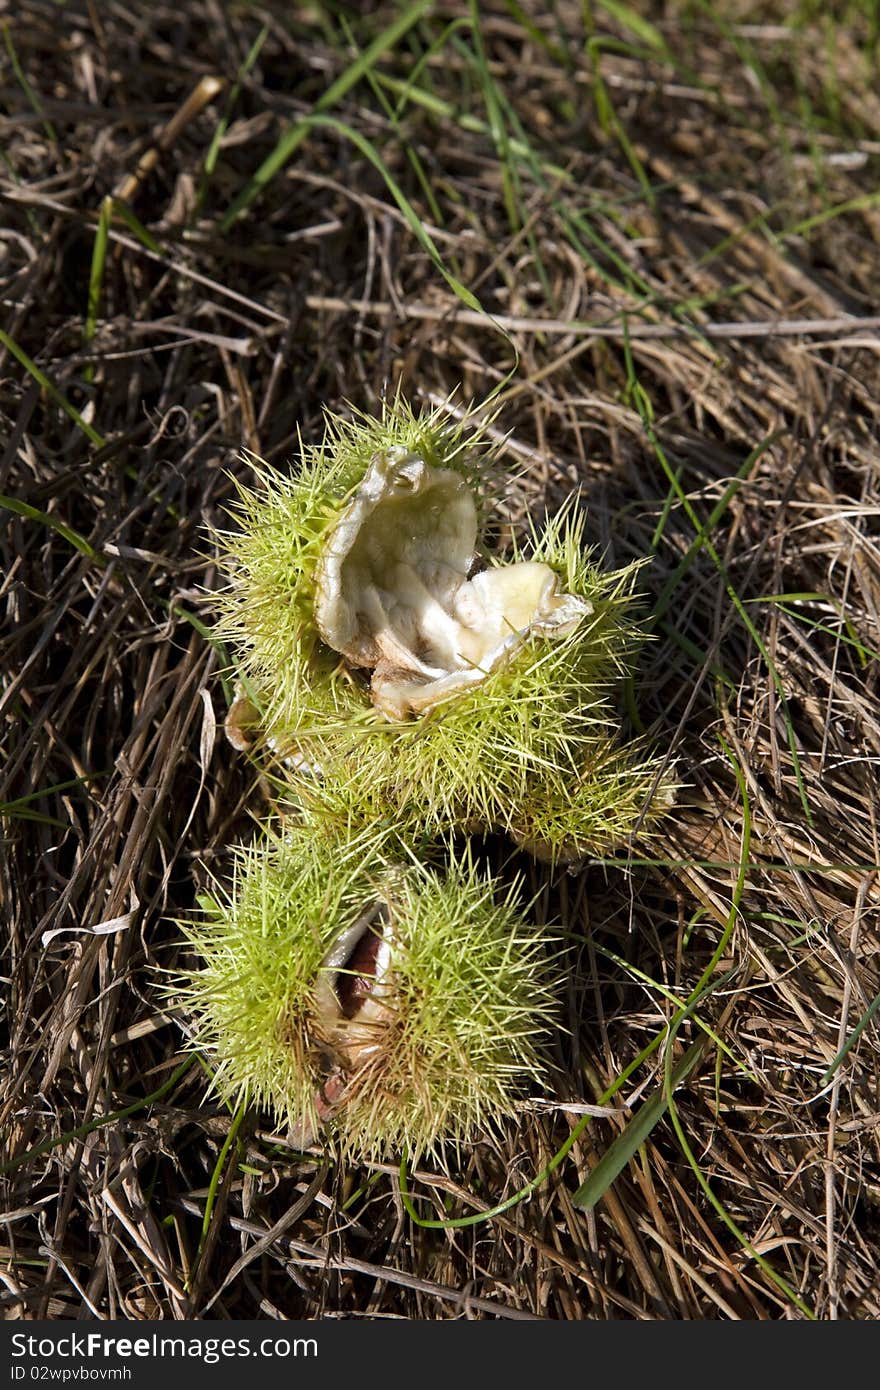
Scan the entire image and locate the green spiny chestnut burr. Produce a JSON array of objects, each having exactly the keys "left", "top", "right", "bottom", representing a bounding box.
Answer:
[
  {"left": 213, "top": 395, "right": 673, "bottom": 862},
  {"left": 186, "top": 395, "right": 671, "bottom": 1157},
  {"left": 177, "top": 821, "right": 559, "bottom": 1160}
]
